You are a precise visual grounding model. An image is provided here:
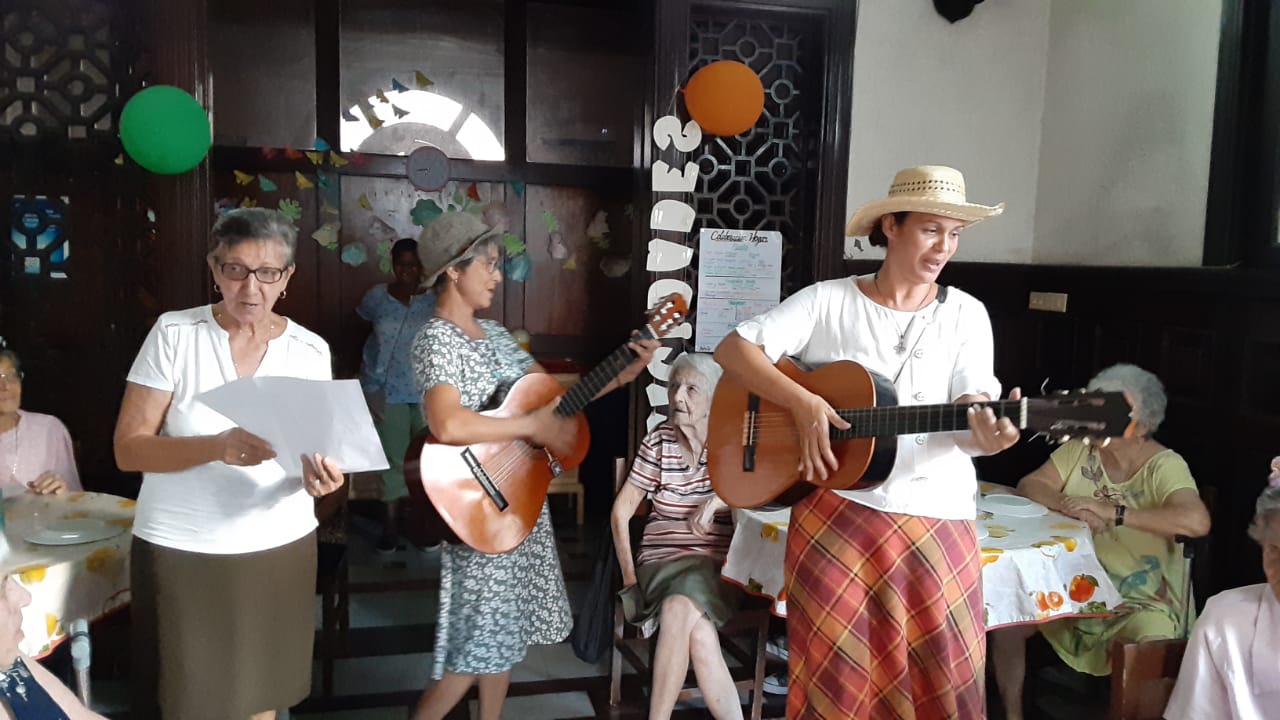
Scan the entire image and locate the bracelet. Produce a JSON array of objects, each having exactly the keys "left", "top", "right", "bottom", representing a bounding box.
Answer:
[{"left": 1114, "top": 504, "right": 1127, "bottom": 527}]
